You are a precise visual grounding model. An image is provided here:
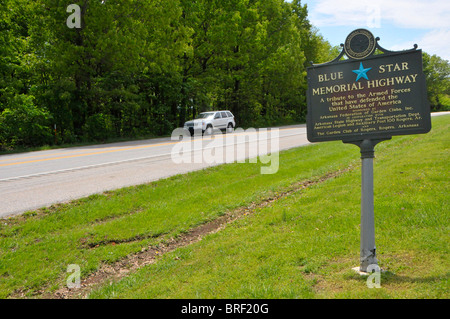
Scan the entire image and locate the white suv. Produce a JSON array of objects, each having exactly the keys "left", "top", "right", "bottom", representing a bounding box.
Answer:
[{"left": 183, "top": 111, "right": 235, "bottom": 135}]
